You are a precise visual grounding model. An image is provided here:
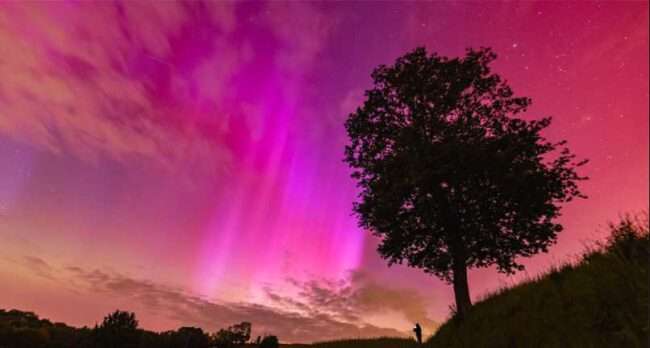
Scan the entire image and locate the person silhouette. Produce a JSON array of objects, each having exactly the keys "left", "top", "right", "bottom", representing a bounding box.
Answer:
[{"left": 413, "top": 323, "right": 422, "bottom": 344}]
